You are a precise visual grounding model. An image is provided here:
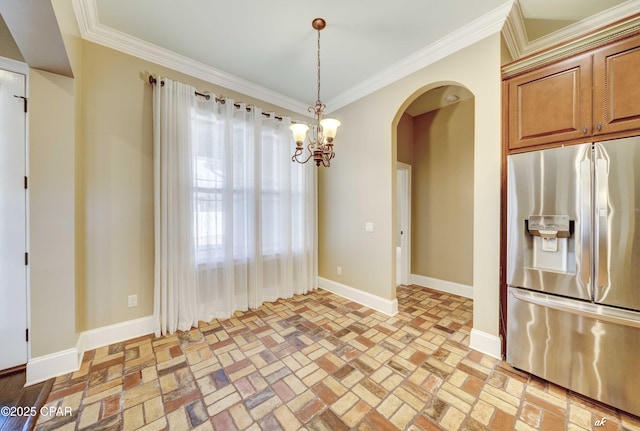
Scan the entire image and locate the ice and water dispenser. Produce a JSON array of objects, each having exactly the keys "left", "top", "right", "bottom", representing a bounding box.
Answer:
[{"left": 525, "top": 215, "right": 572, "bottom": 272}]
